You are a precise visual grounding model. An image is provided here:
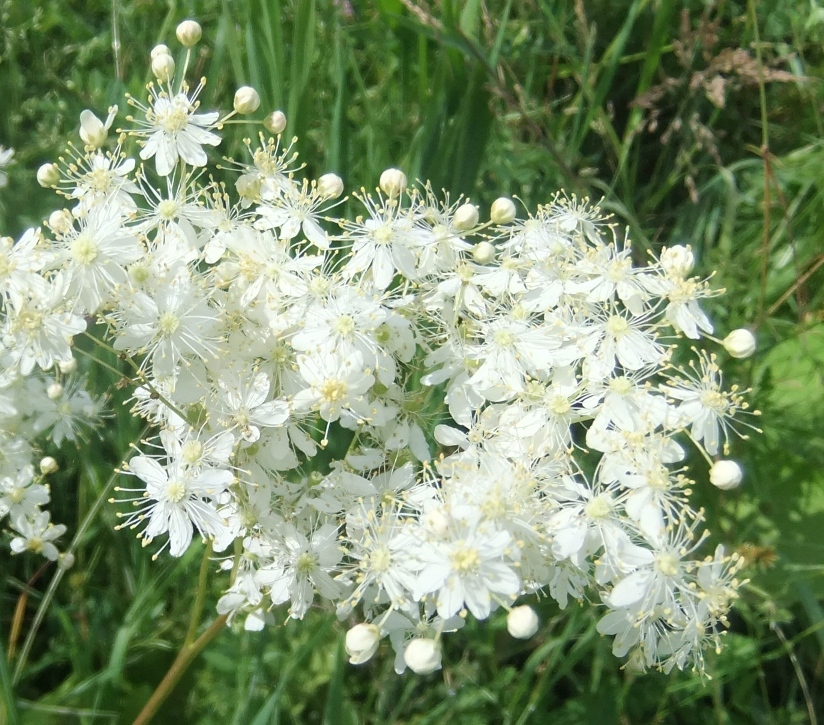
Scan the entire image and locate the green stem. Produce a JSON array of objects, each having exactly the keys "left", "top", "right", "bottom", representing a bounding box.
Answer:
[
  {"left": 131, "top": 613, "right": 228, "bottom": 725},
  {"left": 11, "top": 430, "right": 146, "bottom": 684},
  {"left": 183, "top": 541, "right": 214, "bottom": 648}
]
